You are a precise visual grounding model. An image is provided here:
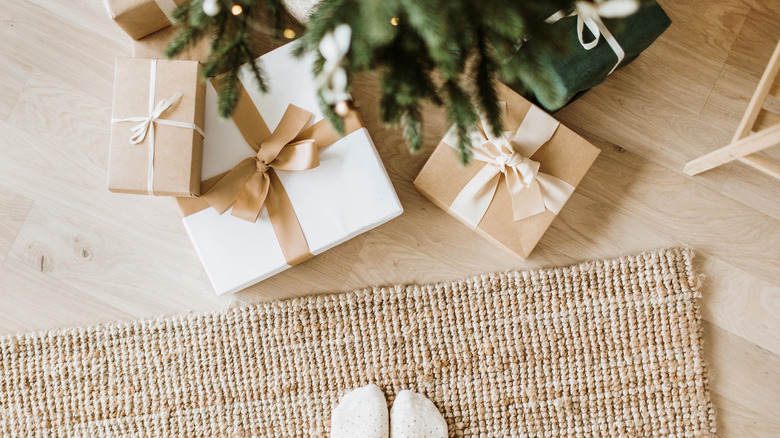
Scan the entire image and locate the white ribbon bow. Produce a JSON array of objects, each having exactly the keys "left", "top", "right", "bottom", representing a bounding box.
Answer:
[
  {"left": 444, "top": 104, "right": 576, "bottom": 229},
  {"left": 547, "top": 0, "right": 638, "bottom": 75},
  {"left": 317, "top": 24, "right": 352, "bottom": 105},
  {"left": 111, "top": 59, "right": 205, "bottom": 195}
]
